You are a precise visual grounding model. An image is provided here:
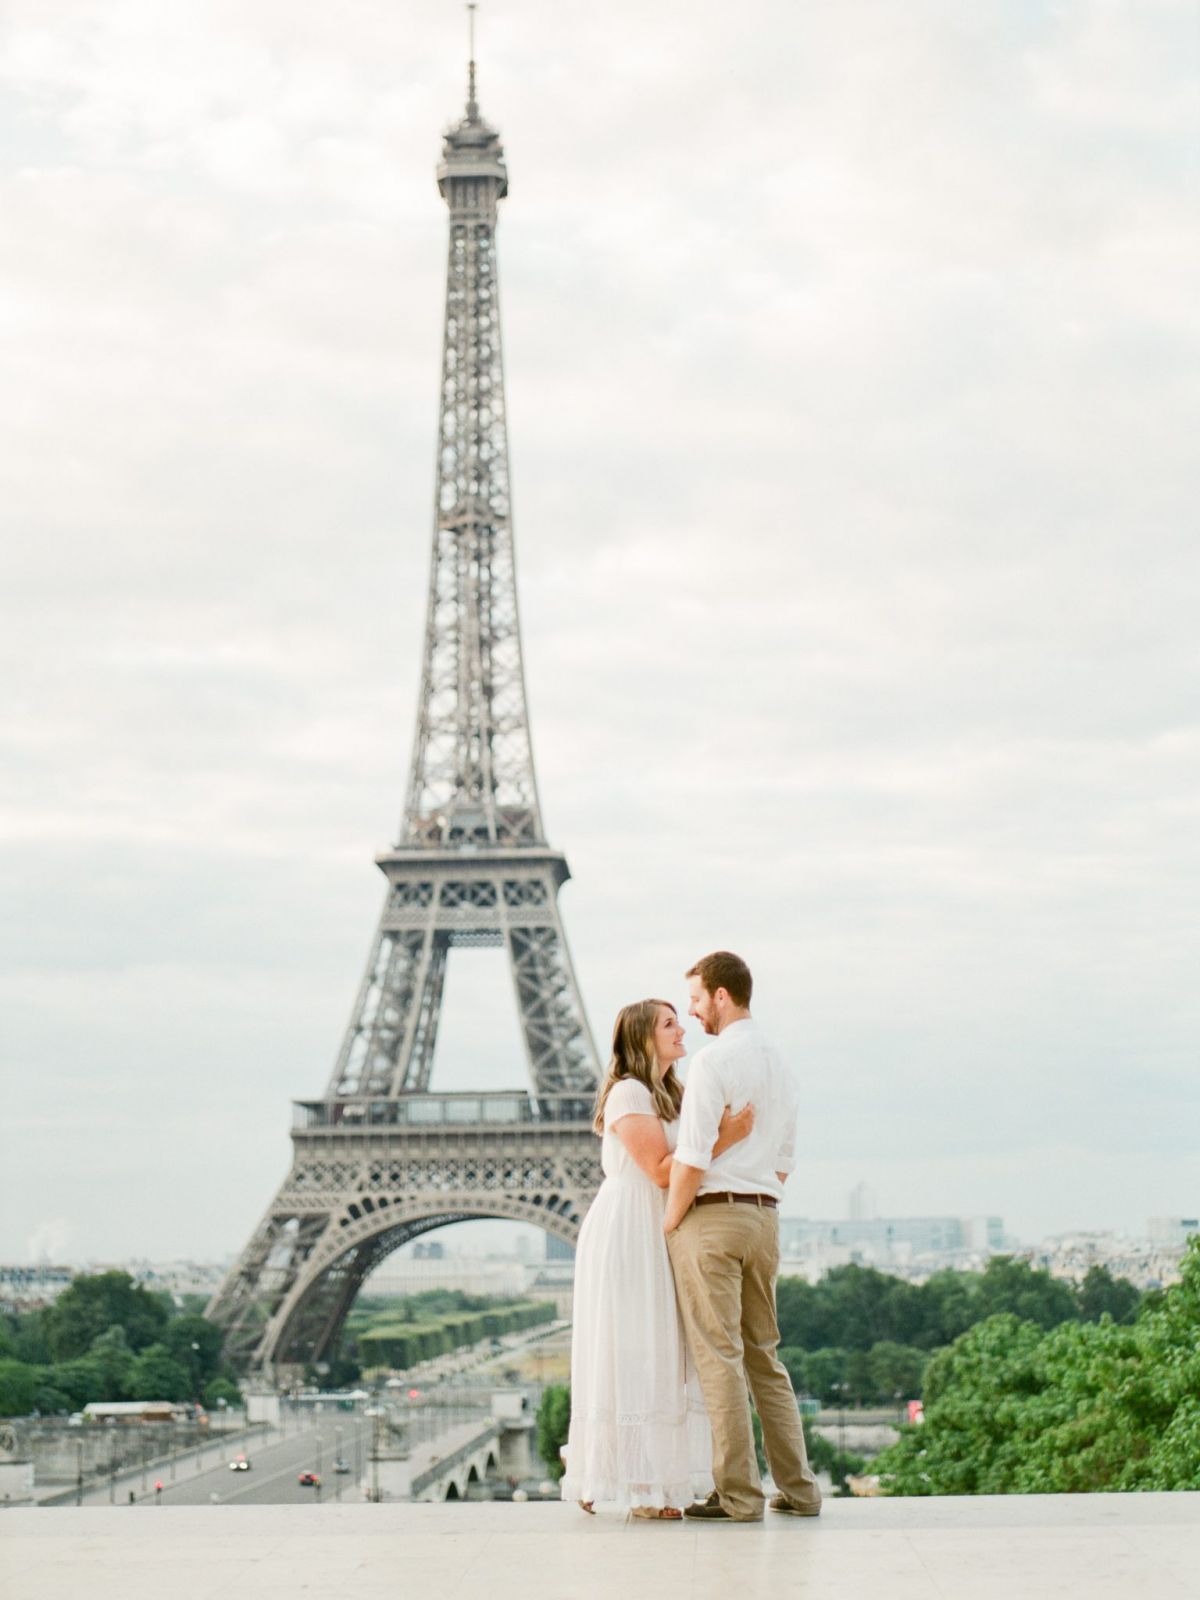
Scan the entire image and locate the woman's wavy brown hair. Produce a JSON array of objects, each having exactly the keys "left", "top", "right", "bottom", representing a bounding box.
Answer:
[{"left": 592, "top": 998, "right": 684, "bottom": 1134}]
